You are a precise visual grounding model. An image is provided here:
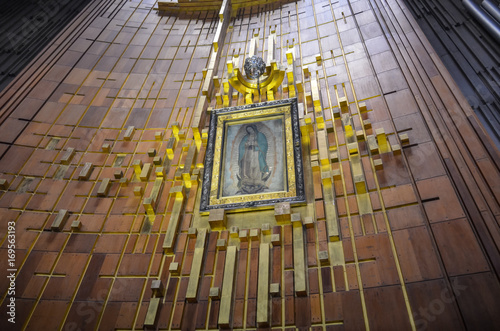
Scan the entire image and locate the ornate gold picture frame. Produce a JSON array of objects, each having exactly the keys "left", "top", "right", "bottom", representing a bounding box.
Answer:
[{"left": 200, "top": 98, "right": 305, "bottom": 213}]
